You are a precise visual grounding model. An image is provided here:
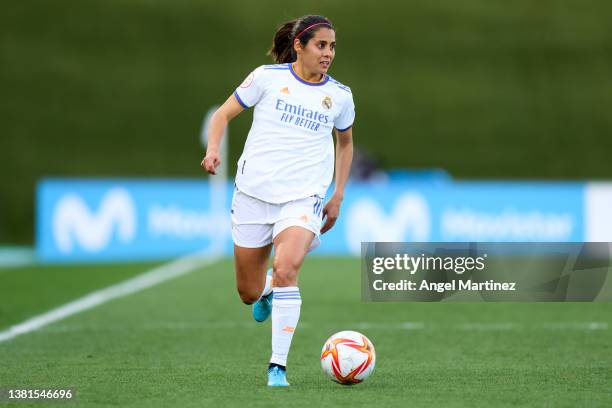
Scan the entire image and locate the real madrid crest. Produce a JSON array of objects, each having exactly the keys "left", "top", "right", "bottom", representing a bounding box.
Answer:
[{"left": 322, "top": 96, "right": 332, "bottom": 110}]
